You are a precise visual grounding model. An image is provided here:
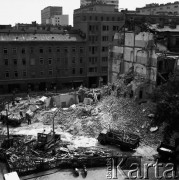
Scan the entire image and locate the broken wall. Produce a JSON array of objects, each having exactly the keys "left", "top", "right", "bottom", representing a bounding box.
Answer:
[{"left": 52, "top": 93, "right": 79, "bottom": 108}]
